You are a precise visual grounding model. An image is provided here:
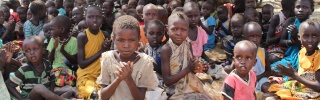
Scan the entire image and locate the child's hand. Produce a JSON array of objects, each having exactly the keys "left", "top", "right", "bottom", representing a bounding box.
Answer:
[
  {"left": 276, "top": 62, "right": 297, "bottom": 78},
  {"left": 4, "top": 42, "right": 14, "bottom": 64},
  {"left": 189, "top": 55, "right": 201, "bottom": 72},
  {"left": 0, "top": 50, "right": 8, "bottom": 68},
  {"left": 53, "top": 37, "right": 59, "bottom": 50},
  {"left": 287, "top": 24, "right": 298, "bottom": 39},
  {"left": 115, "top": 61, "right": 133, "bottom": 81},
  {"left": 7, "top": 19, "right": 15, "bottom": 32},
  {"left": 60, "top": 38, "right": 67, "bottom": 52},
  {"left": 101, "top": 38, "right": 112, "bottom": 51}
]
